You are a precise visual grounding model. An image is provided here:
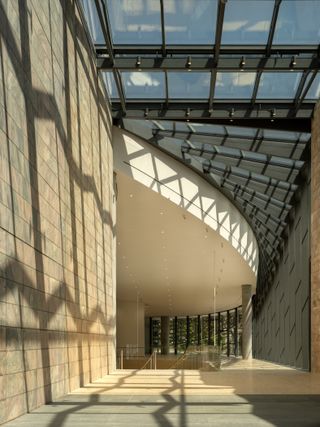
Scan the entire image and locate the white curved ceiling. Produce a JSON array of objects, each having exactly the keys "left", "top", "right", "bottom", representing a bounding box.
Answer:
[{"left": 116, "top": 172, "right": 256, "bottom": 316}]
